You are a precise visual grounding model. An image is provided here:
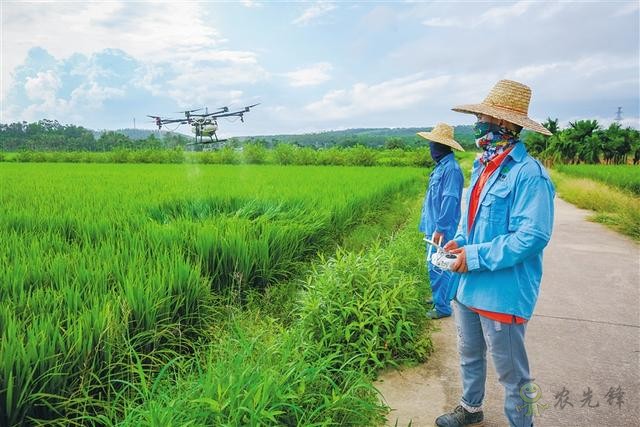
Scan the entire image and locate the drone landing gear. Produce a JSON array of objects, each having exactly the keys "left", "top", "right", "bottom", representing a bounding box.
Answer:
[{"left": 186, "top": 135, "right": 228, "bottom": 150}]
